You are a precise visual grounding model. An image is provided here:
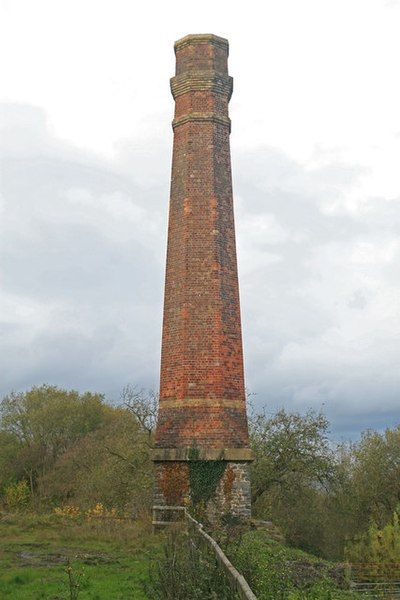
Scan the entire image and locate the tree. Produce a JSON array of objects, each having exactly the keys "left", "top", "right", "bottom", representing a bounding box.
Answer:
[
  {"left": 349, "top": 428, "right": 400, "bottom": 528},
  {"left": 39, "top": 406, "right": 152, "bottom": 514},
  {"left": 249, "top": 407, "right": 335, "bottom": 554},
  {"left": 346, "top": 508, "right": 400, "bottom": 565},
  {"left": 0, "top": 430, "right": 20, "bottom": 491},
  {"left": 120, "top": 384, "right": 158, "bottom": 442},
  {"left": 250, "top": 407, "right": 333, "bottom": 503},
  {"left": 0, "top": 385, "right": 107, "bottom": 497},
  {"left": 322, "top": 426, "right": 400, "bottom": 557},
  {"left": 0, "top": 384, "right": 155, "bottom": 513}
]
